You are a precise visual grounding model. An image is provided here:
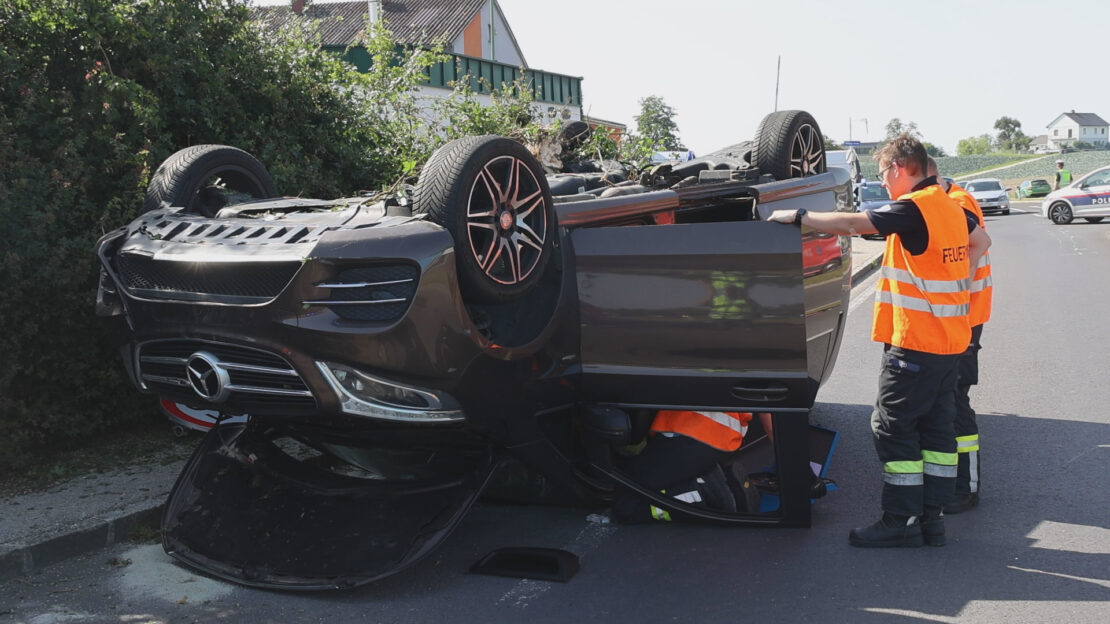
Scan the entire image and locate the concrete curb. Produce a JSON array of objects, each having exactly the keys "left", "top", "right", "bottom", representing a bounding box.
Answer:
[
  {"left": 0, "top": 506, "right": 162, "bottom": 583},
  {"left": 0, "top": 238, "right": 888, "bottom": 585},
  {"left": 850, "top": 237, "right": 885, "bottom": 284}
]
